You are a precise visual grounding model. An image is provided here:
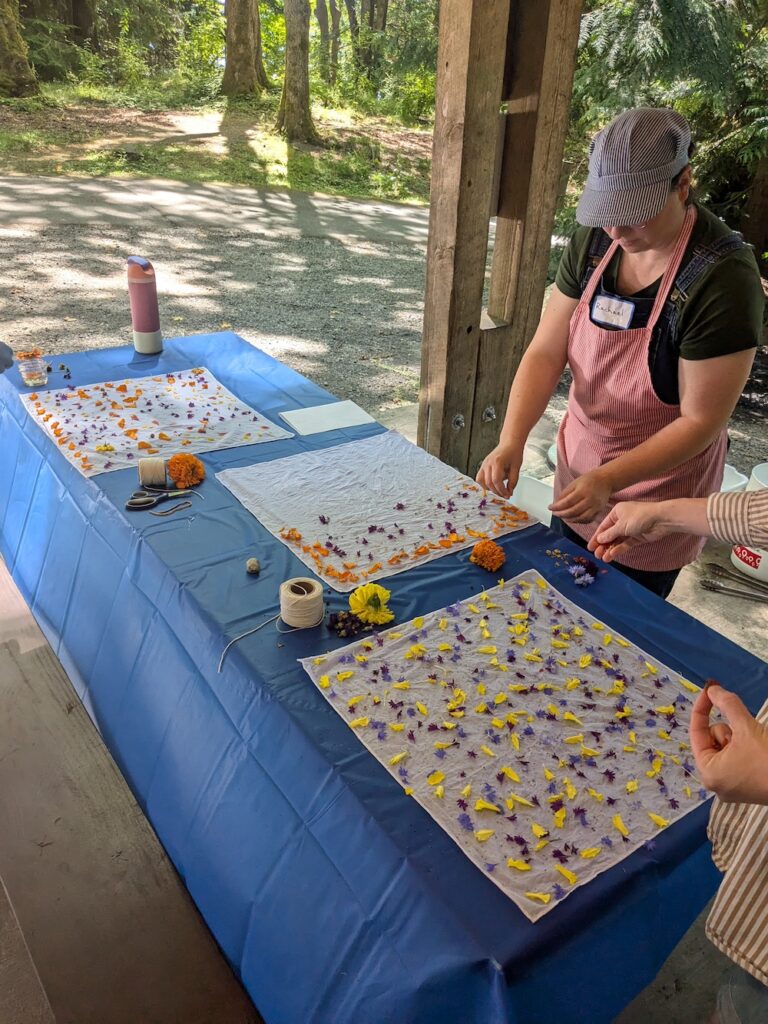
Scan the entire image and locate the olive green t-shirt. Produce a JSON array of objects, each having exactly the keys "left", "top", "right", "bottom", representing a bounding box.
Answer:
[{"left": 555, "top": 203, "right": 764, "bottom": 362}]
